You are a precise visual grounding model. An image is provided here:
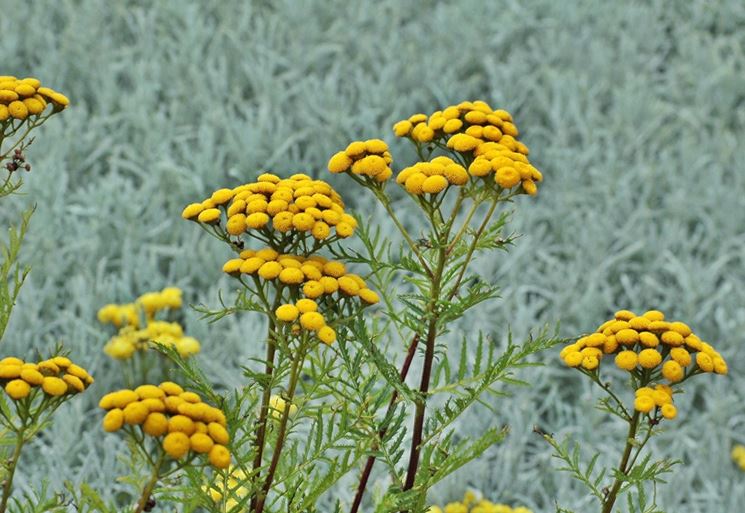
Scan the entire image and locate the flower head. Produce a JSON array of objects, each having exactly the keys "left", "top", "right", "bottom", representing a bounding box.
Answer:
[
  {"left": 0, "top": 76, "right": 68, "bottom": 127},
  {"left": 327, "top": 139, "right": 393, "bottom": 183},
  {"left": 184, "top": 174, "right": 357, "bottom": 247},
  {"left": 0, "top": 355, "right": 93, "bottom": 403},
  {"left": 99, "top": 381, "right": 230, "bottom": 469},
  {"left": 561, "top": 309, "right": 727, "bottom": 421}
]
